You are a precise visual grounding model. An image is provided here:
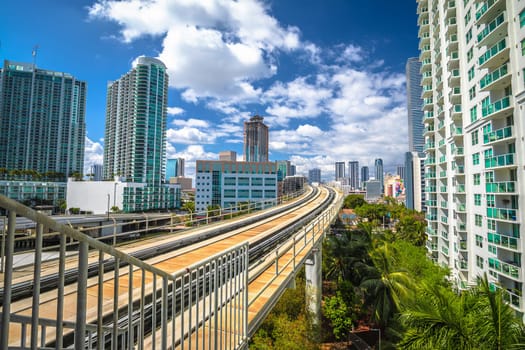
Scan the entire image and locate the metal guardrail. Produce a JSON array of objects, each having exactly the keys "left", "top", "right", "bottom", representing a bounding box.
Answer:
[
  {"left": 0, "top": 194, "right": 249, "bottom": 349},
  {"left": 0, "top": 188, "right": 307, "bottom": 273},
  {"left": 246, "top": 187, "right": 344, "bottom": 336}
]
